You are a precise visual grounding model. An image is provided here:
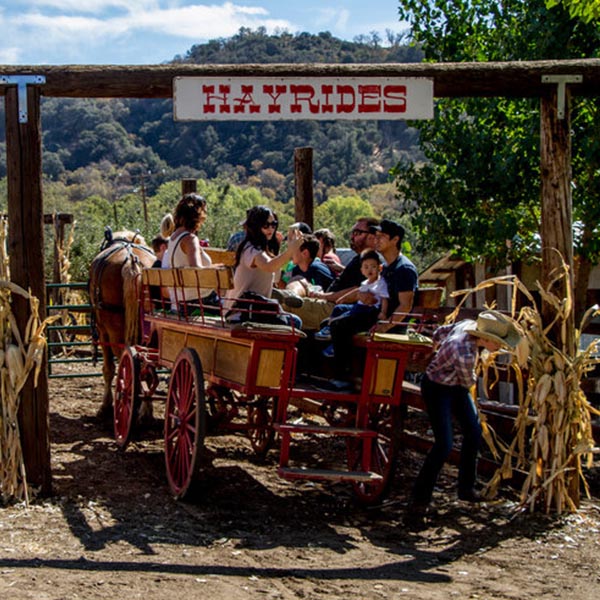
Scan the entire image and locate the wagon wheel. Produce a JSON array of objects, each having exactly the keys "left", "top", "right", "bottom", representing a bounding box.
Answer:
[
  {"left": 114, "top": 346, "right": 141, "bottom": 450},
  {"left": 164, "top": 348, "right": 207, "bottom": 499},
  {"left": 205, "top": 384, "right": 239, "bottom": 431},
  {"left": 346, "top": 402, "right": 402, "bottom": 506},
  {"left": 246, "top": 396, "right": 278, "bottom": 459}
]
